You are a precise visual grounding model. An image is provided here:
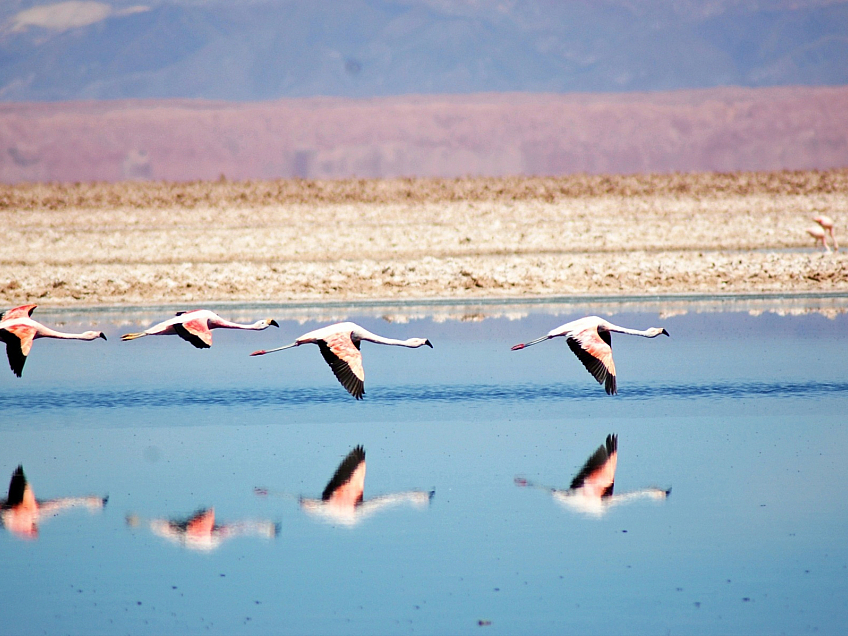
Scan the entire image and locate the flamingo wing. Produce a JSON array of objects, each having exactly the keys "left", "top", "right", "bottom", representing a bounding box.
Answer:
[
  {"left": 0, "top": 323, "right": 36, "bottom": 377},
  {"left": 318, "top": 332, "right": 365, "bottom": 399},
  {"left": 570, "top": 434, "right": 618, "bottom": 497},
  {"left": 184, "top": 508, "right": 216, "bottom": 536},
  {"left": 4, "top": 465, "right": 28, "bottom": 507},
  {"left": 173, "top": 318, "right": 213, "bottom": 349},
  {"left": 566, "top": 327, "right": 617, "bottom": 395},
  {"left": 0, "top": 304, "right": 37, "bottom": 321},
  {"left": 322, "top": 445, "right": 366, "bottom": 505}
]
